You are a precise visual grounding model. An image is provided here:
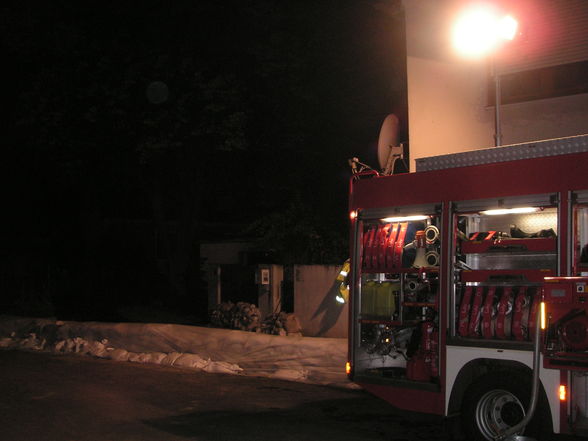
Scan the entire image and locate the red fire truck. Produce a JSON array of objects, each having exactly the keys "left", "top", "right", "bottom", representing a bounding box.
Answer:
[{"left": 346, "top": 134, "right": 588, "bottom": 440}]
